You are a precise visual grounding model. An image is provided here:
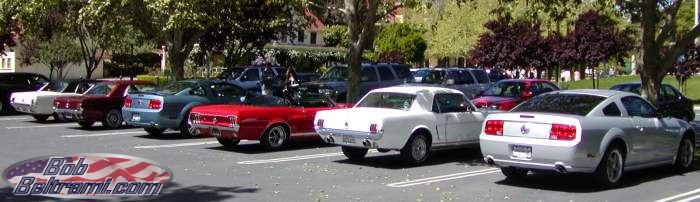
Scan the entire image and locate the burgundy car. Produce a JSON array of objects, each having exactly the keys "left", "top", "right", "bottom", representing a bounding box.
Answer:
[
  {"left": 53, "top": 80, "right": 155, "bottom": 129},
  {"left": 472, "top": 79, "right": 559, "bottom": 111}
]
